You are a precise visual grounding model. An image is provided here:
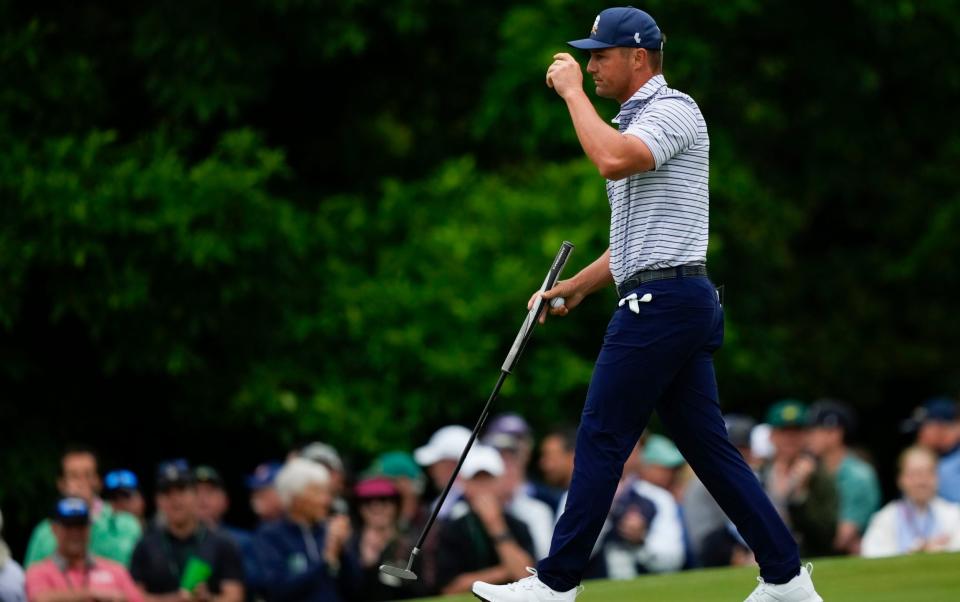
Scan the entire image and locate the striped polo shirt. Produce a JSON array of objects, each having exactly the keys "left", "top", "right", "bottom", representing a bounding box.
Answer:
[{"left": 607, "top": 74, "right": 709, "bottom": 284}]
